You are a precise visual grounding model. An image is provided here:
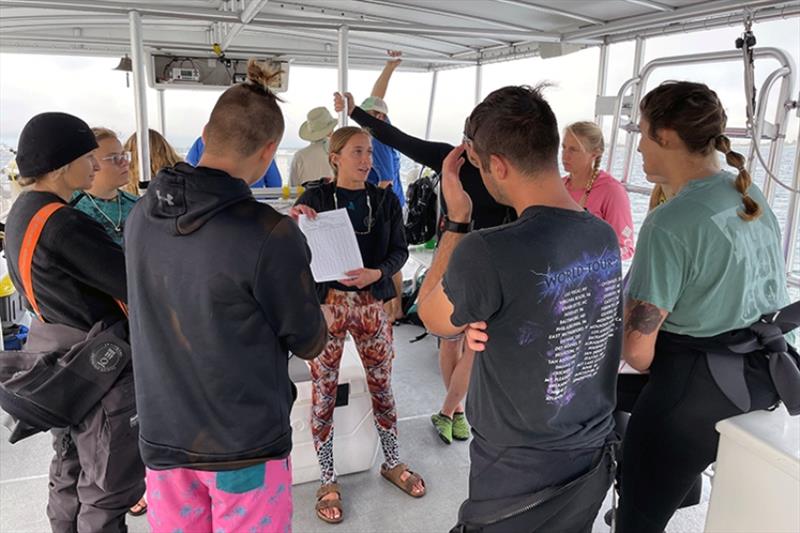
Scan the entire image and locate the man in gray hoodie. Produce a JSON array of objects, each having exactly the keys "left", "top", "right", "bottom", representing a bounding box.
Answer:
[{"left": 125, "top": 61, "right": 326, "bottom": 533}]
